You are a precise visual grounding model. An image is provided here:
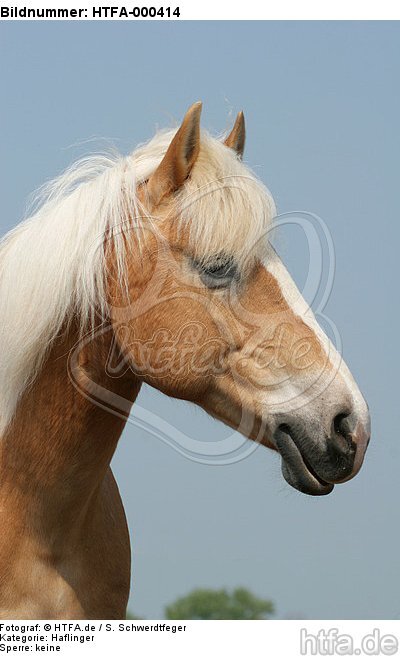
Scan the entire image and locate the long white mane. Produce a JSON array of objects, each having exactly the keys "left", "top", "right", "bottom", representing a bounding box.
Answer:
[{"left": 0, "top": 128, "right": 276, "bottom": 433}]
